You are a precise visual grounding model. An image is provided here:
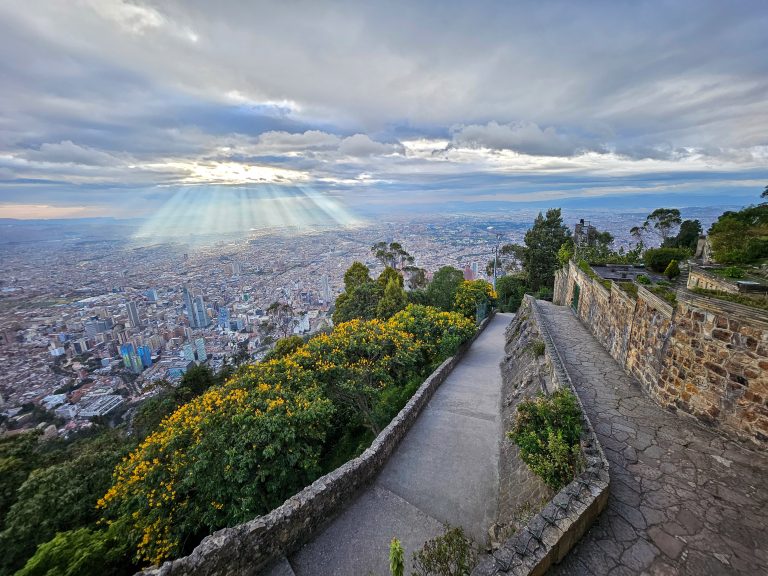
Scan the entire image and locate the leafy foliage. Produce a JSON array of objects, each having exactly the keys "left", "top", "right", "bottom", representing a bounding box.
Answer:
[
  {"left": 719, "top": 266, "right": 745, "bottom": 279},
  {"left": 265, "top": 335, "right": 306, "bottom": 360},
  {"left": 15, "top": 524, "right": 134, "bottom": 576},
  {"left": 636, "top": 274, "right": 651, "bottom": 285},
  {"left": 99, "top": 306, "right": 477, "bottom": 566},
  {"left": 708, "top": 204, "right": 768, "bottom": 264},
  {"left": 425, "top": 266, "right": 465, "bottom": 311},
  {"left": 647, "top": 285, "right": 677, "bottom": 306},
  {"left": 663, "top": 259, "right": 681, "bottom": 280},
  {"left": 663, "top": 219, "right": 702, "bottom": 251},
  {"left": 495, "top": 274, "right": 528, "bottom": 312},
  {"left": 389, "top": 538, "right": 405, "bottom": 576},
  {"left": 508, "top": 389, "right": 583, "bottom": 490},
  {"left": 377, "top": 277, "right": 408, "bottom": 319},
  {"left": 522, "top": 209, "right": 570, "bottom": 290},
  {"left": 643, "top": 208, "right": 682, "bottom": 241},
  {"left": 691, "top": 288, "right": 768, "bottom": 312},
  {"left": 412, "top": 525, "right": 476, "bottom": 576},
  {"left": 333, "top": 281, "right": 383, "bottom": 324},
  {"left": 453, "top": 280, "right": 496, "bottom": 319},
  {"left": 643, "top": 247, "right": 690, "bottom": 273}
]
